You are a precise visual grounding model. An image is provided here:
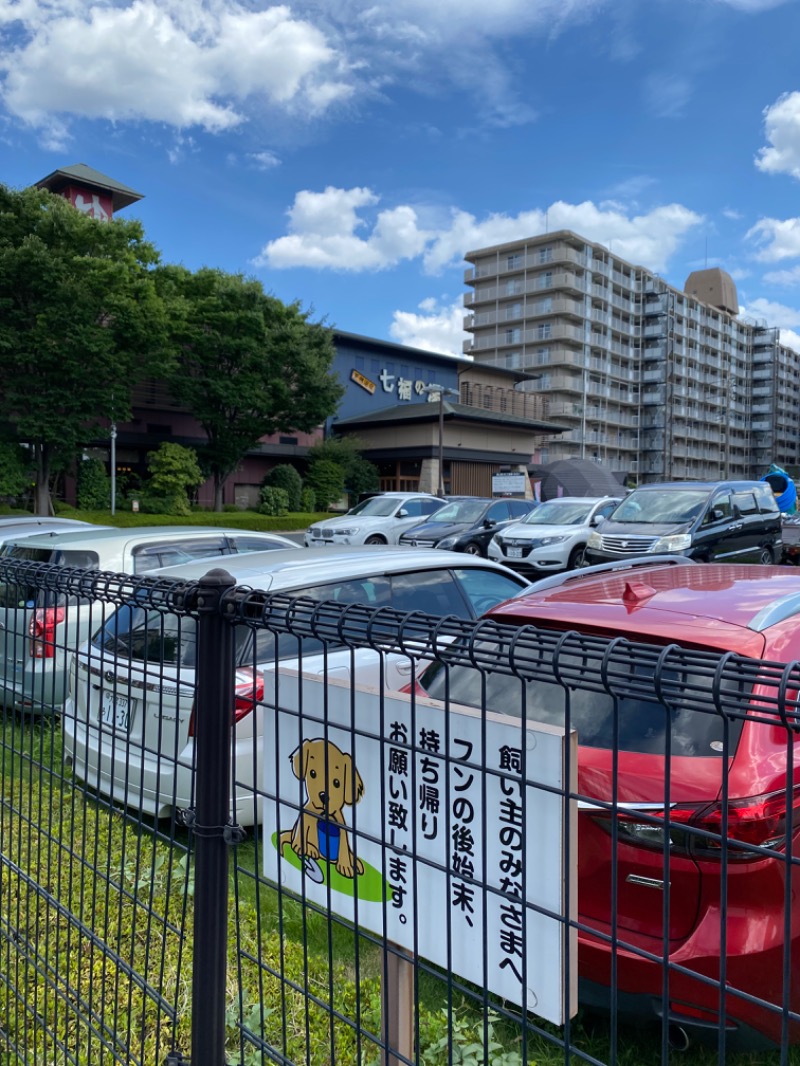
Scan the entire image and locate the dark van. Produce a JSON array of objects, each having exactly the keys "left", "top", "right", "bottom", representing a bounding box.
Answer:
[{"left": 583, "top": 480, "right": 782, "bottom": 565}]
